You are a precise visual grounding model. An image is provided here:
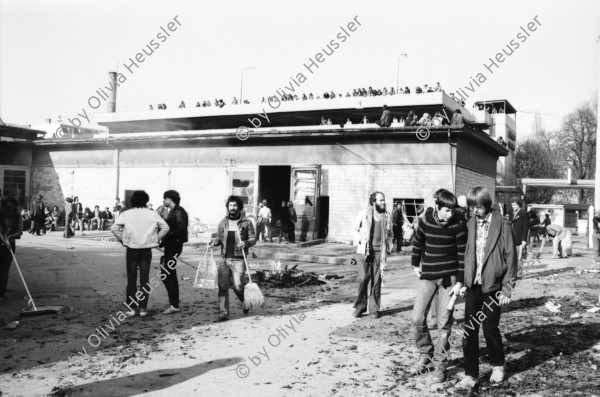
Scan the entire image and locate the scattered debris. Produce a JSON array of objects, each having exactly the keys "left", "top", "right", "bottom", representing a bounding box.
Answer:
[
  {"left": 255, "top": 265, "right": 343, "bottom": 288},
  {"left": 5, "top": 321, "right": 19, "bottom": 330},
  {"left": 545, "top": 301, "right": 561, "bottom": 313}
]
